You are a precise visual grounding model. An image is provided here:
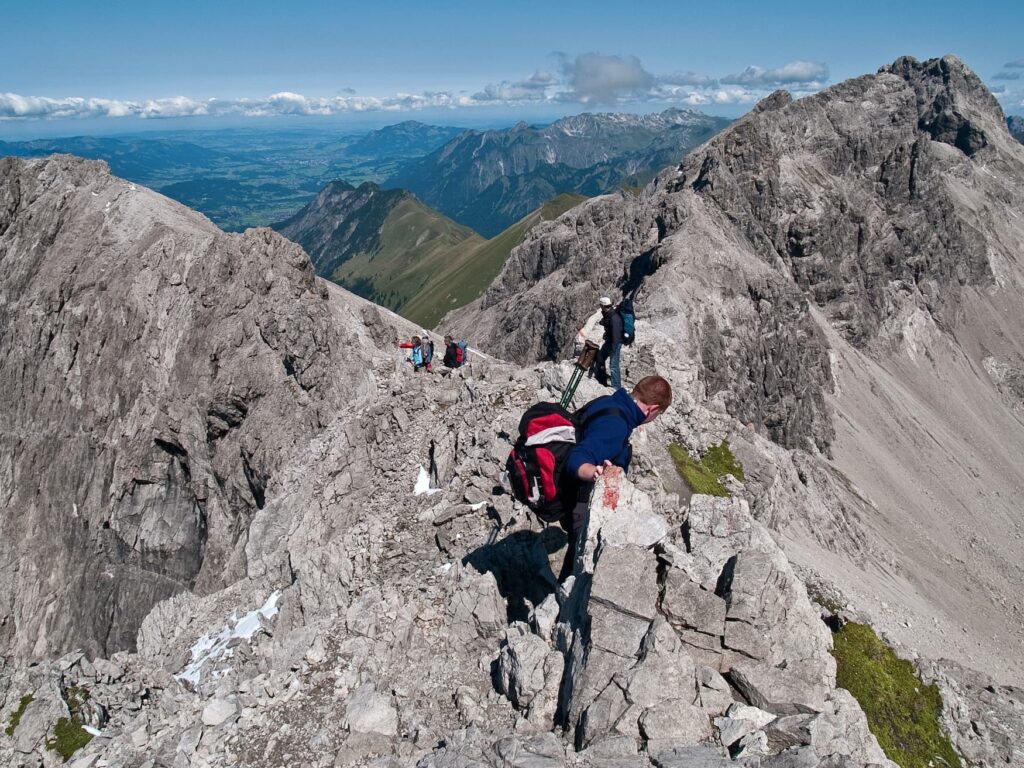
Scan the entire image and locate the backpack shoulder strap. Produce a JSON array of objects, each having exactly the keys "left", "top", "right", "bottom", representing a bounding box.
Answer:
[{"left": 574, "top": 405, "right": 627, "bottom": 430}]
